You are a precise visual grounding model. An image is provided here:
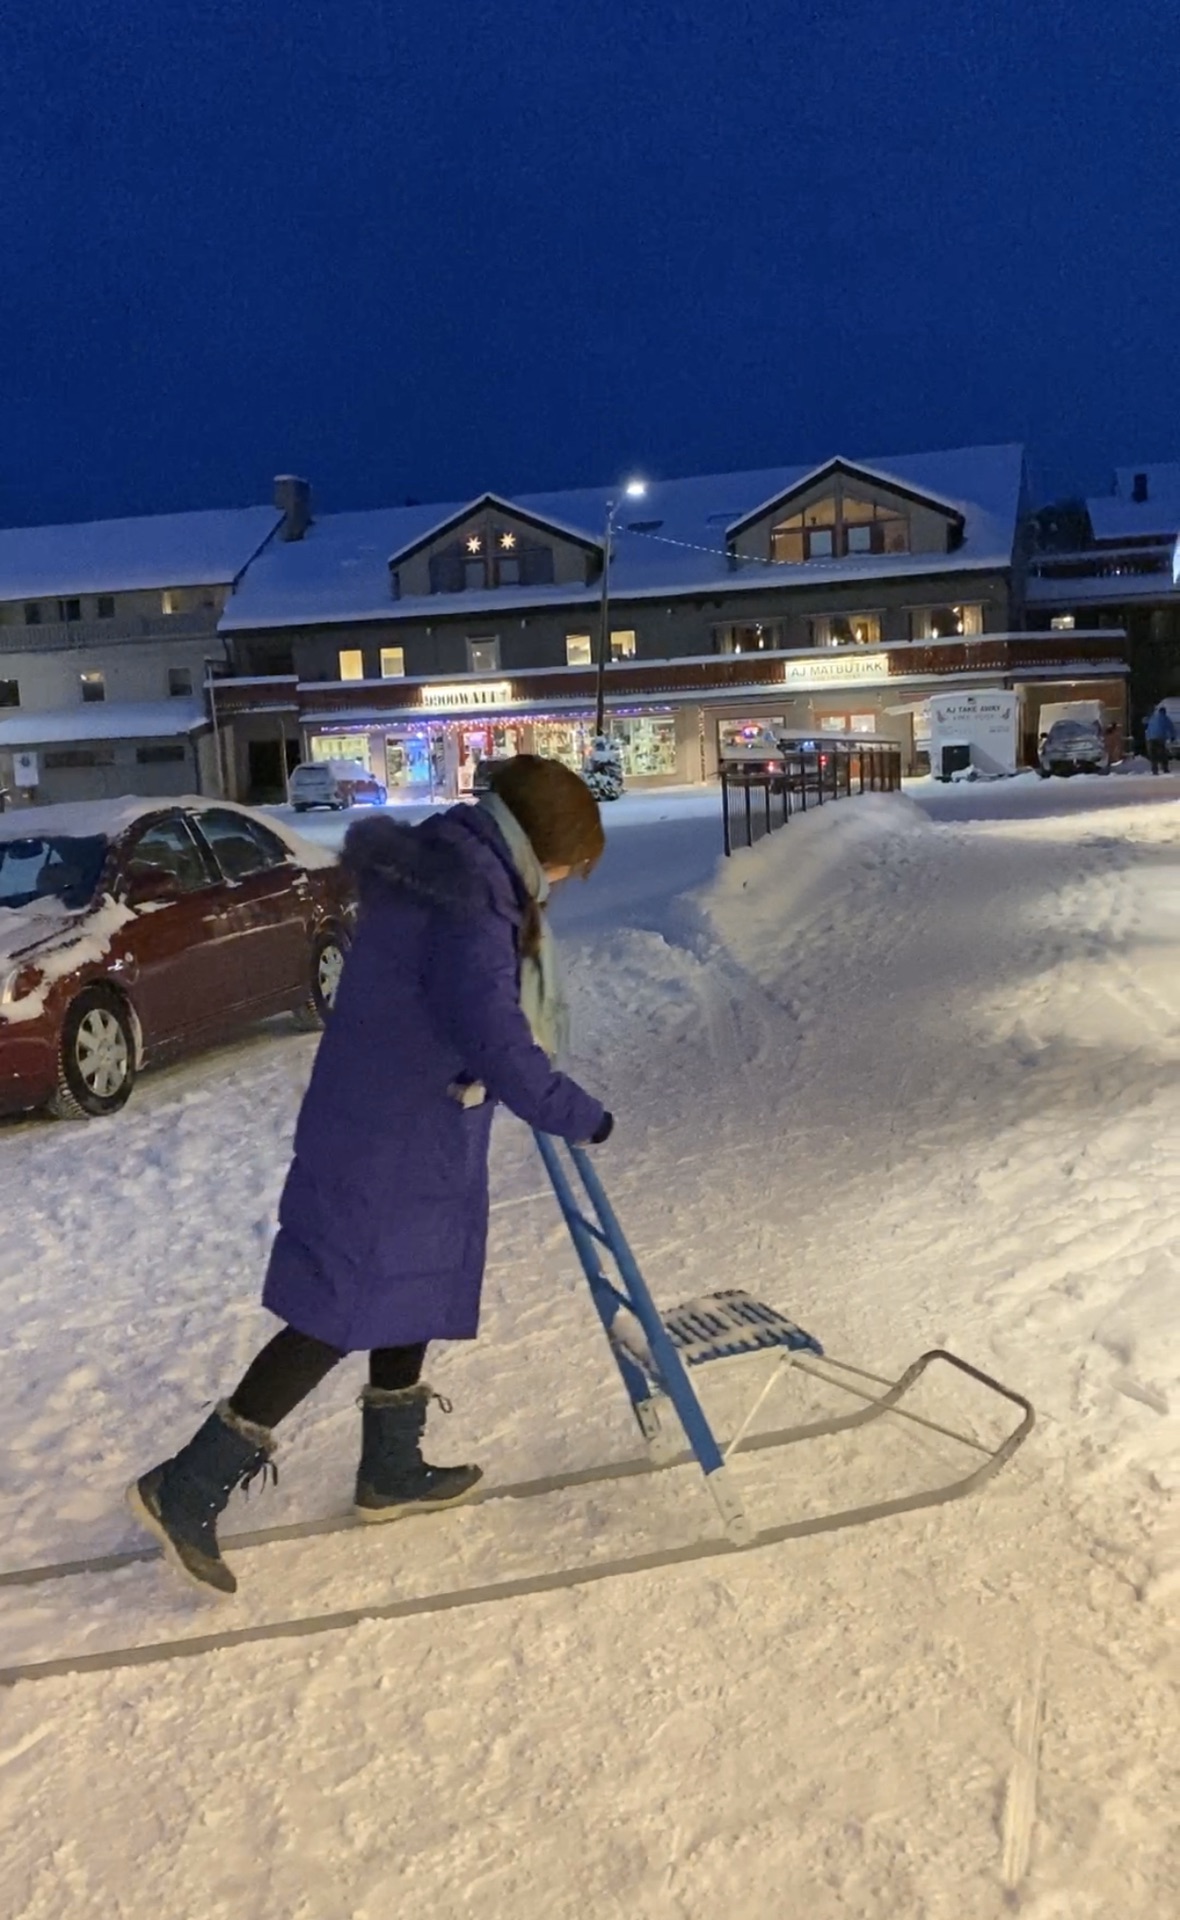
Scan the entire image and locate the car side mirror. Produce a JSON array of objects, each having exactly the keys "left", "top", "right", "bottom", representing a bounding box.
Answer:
[{"left": 124, "top": 867, "right": 179, "bottom": 907}]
